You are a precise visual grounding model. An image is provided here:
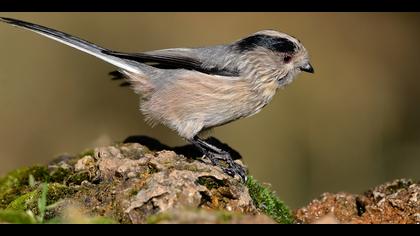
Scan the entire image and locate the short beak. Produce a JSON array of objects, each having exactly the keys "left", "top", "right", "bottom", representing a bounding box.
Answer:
[{"left": 300, "top": 63, "right": 314, "bottom": 73}]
